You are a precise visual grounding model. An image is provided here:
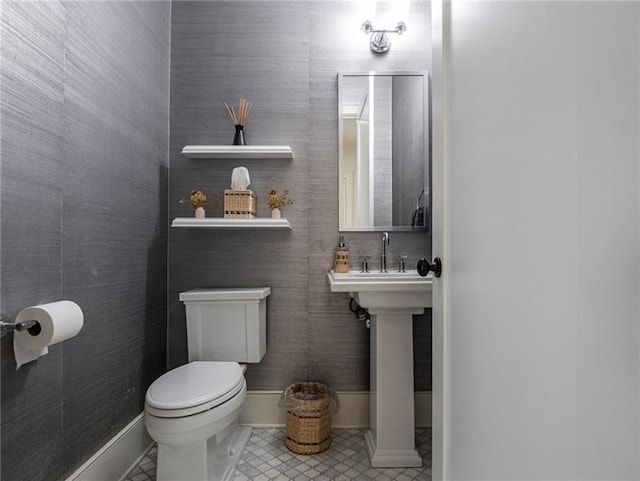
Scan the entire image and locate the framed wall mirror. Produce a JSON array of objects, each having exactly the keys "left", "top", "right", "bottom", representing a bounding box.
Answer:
[{"left": 338, "top": 71, "right": 429, "bottom": 232}]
